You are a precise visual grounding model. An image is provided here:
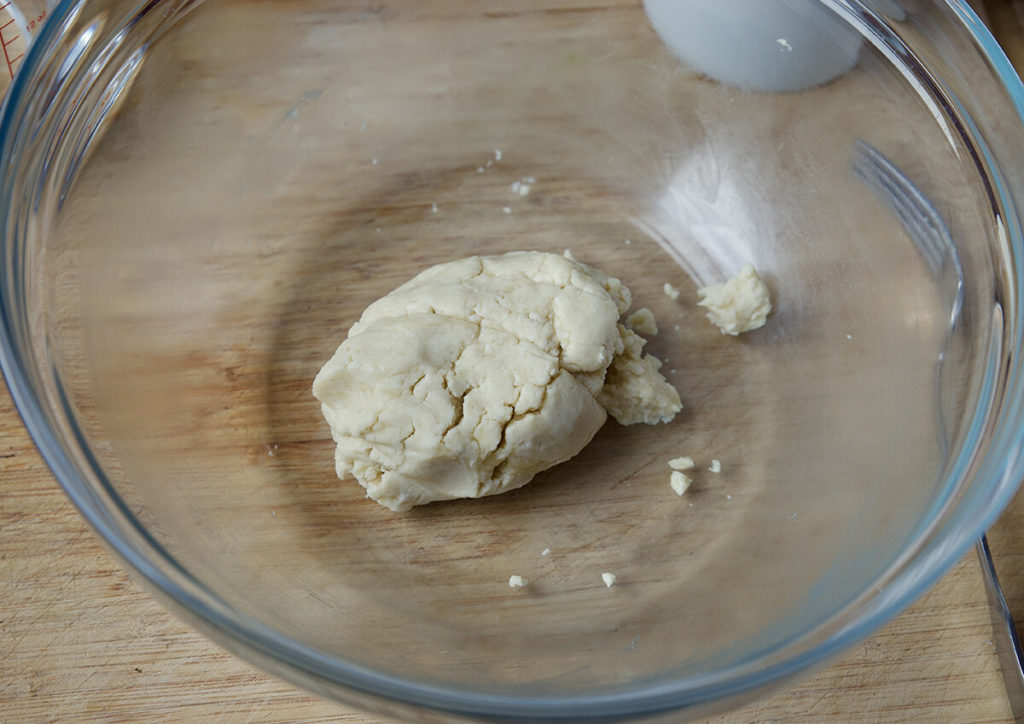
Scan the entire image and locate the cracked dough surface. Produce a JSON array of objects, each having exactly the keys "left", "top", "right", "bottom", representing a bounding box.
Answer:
[{"left": 312, "top": 251, "right": 681, "bottom": 511}]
